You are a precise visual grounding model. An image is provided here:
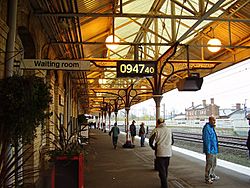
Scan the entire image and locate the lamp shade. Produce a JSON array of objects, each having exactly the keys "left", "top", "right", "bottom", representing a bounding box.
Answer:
[
  {"left": 105, "top": 35, "right": 120, "bottom": 50},
  {"left": 207, "top": 38, "right": 221, "bottom": 52}
]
